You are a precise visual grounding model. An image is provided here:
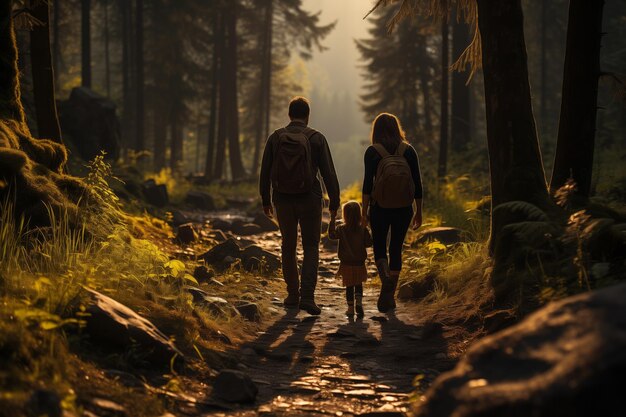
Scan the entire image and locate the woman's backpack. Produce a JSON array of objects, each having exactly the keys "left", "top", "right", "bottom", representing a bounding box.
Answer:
[
  {"left": 271, "top": 127, "right": 316, "bottom": 194},
  {"left": 371, "top": 142, "right": 415, "bottom": 208}
]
